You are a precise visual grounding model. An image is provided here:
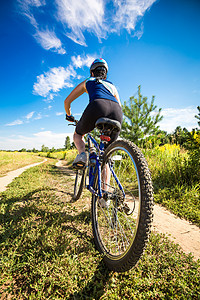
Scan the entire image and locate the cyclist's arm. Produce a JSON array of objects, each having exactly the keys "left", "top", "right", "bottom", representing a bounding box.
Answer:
[{"left": 64, "top": 80, "right": 87, "bottom": 116}]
